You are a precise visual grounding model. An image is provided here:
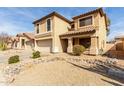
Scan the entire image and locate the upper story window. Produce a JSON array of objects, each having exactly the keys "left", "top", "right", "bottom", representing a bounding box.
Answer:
[
  {"left": 79, "top": 16, "right": 92, "bottom": 27},
  {"left": 47, "top": 19, "right": 51, "bottom": 31},
  {"left": 36, "top": 24, "right": 39, "bottom": 34},
  {"left": 71, "top": 24, "right": 75, "bottom": 29}
]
